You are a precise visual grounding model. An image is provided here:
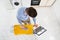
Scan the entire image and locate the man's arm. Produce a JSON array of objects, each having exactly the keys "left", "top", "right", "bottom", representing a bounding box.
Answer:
[
  {"left": 33, "top": 18, "right": 38, "bottom": 27},
  {"left": 17, "top": 18, "right": 23, "bottom": 25},
  {"left": 33, "top": 18, "right": 36, "bottom": 24}
]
